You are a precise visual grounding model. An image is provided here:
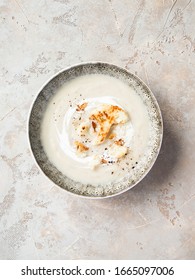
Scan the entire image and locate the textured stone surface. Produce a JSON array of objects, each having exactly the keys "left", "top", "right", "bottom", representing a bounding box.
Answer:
[{"left": 0, "top": 0, "right": 195, "bottom": 259}]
